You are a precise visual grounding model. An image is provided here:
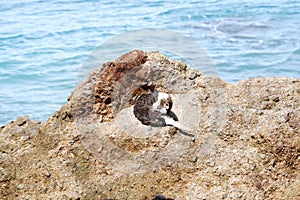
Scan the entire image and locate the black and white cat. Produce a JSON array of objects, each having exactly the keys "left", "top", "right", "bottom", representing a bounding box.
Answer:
[{"left": 133, "top": 91, "right": 192, "bottom": 133}]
